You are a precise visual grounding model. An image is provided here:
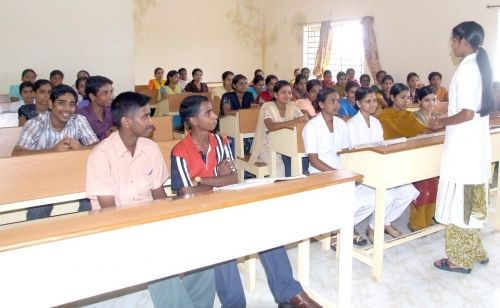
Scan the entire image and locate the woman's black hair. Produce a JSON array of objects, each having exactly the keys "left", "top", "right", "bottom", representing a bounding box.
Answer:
[
  {"left": 388, "top": 83, "right": 409, "bottom": 107},
  {"left": 21, "top": 68, "right": 36, "bottom": 79},
  {"left": 222, "top": 71, "right": 234, "bottom": 81},
  {"left": 306, "top": 79, "right": 321, "bottom": 92},
  {"left": 253, "top": 74, "right": 264, "bottom": 85},
  {"left": 313, "top": 88, "right": 337, "bottom": 112},
  {"left": 345, "top": 80, "right": 360, "bottom": 93},
  {"left": 165, "top": 70, "right": 178, "bottom": 86},
  {"left": 415, "top": 86, "right": 436, "bottom": 102},
  {"left": 336, "top": 71, "right": 346, "bottom": 80},
  {"left": 179, "top": 95, "right": 210, "bottom": 129},
  {"left": 33, "top": 79, "right": 51, "bottom": 92},
  {"left": 294, "top": 73, "right": 307, "bottom": 85},
  {"left": 265, "top": 74, "right": 278, "bottom": 86},
  {"left": 360, "top": 74, "right": 371, "bottom": 82},
  {"left": 452, "top": 21, "right": 493, "bottom": 116},
  {"left": 19, "top": 81, "right": 34, "bottom": 93},
  {"left": 254, "top": 69, "right": 263, "bottom": 76},
  {"left": 427, "top": 71, "right": 442, "bottom": 82},
  {"left": 154, "top": 67, "right": 163, "bottom": 75},
  {"left": 192, "top": 68, "right": 203, "bottom": 77},
  {"left": 271, "top": 80, "right": 292, "bottom": 101},
  {"left": 375, "top": 70, "right": 387, "bottom": 79},
  {"left": 75, "top": 77, "right": 87, "bottom": 90},
  {"left": 355, "top": 86, "right": 375, "bottom": 102},
  {"left": 232, "top": 74, "right": 247, "bottom": 88},
  {"left": 323, "top": 70, "right": 332, "bottom": 76},
  {"left": 407, "top": 72, "right": 419, "bottom": 82},
  {"left": 381, "top": 75, "right": 394, "bottom": 85}
]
